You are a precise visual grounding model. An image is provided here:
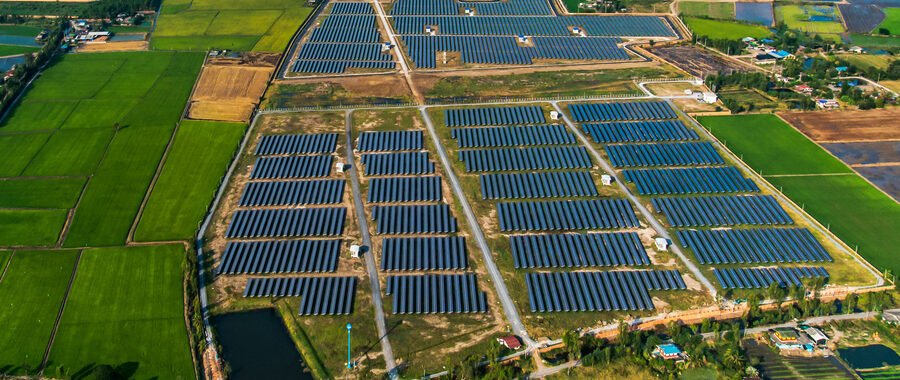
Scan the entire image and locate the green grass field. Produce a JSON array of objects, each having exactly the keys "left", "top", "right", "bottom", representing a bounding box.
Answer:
[
  {"left": 877, "top": 8, "right": 900, "bottom": 35},
  {"left": 0, "top": 45, "right": 37, "bottom": 56},
  {"left": 850, "top": 34, "right": 900, "bottom": 48},
  {"left": 47, "top": 245, "right": 194, "bottom": 379},
  {"left": 0, "top": 24, "right": 42, "bottom": 36},
  {"left": 679, "top": 2, "right": 734, "bottom": 19},
  {"left": 134, "top": 120, "right": 246, "bottom": 241},
  {"left": 0, "top": 250, "right": 79, "bottom": 375},
  {"left": 698, "top": 114, "right": 900, "bottom": 276},
  {"left": 836, "top": 54, "right": 895, "bottom": 71},
  {"left": 776, "top": 5, "right": 845, "bottom": 34},
  {"left": 151, "top": 0, "right": 313, "bottom": 52},
  {"left": 0, "top": 210, "right": 67, "bottom": 246},
  {"left": 684, "top": 17, "right": 771, "bottom": 39},
  {"left": 0, "top": 178, "right": 85, "bottom": 209}
]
